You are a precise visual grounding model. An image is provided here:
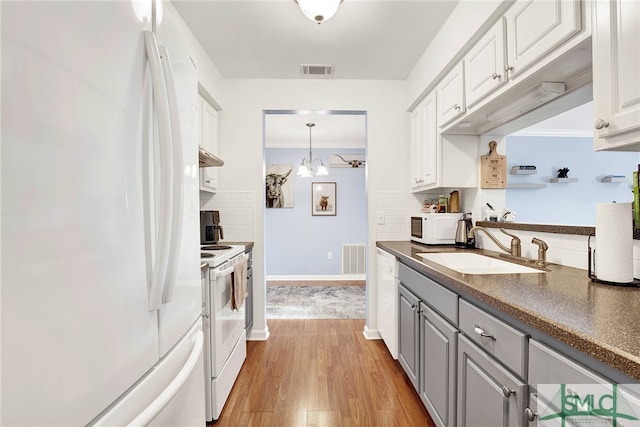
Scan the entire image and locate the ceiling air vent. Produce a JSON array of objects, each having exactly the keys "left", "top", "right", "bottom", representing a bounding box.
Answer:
[{"left": 300, "top": 64, "right": 335, "bottom": 78}]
